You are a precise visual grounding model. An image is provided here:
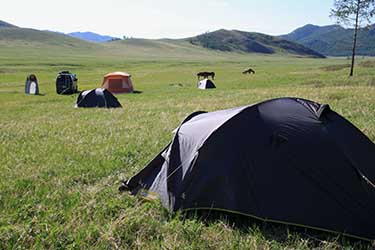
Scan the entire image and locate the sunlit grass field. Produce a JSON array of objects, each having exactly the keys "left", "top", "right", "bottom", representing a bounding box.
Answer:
[{"left": 1, "top": 50, "right": 375, "bottom": 249}]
